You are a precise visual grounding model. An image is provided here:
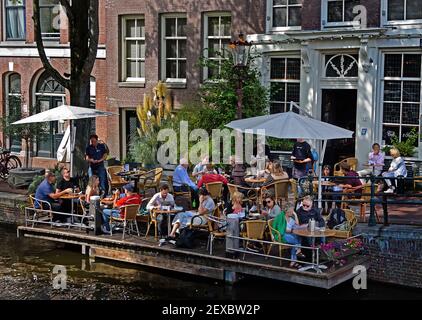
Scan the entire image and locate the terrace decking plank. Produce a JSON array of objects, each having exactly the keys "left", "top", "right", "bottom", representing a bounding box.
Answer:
[{"left": 17, "top": 226, "right": 369, "bottom": 289}]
